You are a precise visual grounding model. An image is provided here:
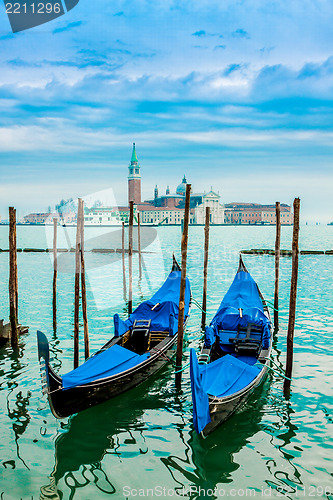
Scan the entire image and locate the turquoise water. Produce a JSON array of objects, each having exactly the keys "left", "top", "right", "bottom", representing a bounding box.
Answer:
[{"left": 0, "top": 225, "right": 332, "bottom": 499}]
